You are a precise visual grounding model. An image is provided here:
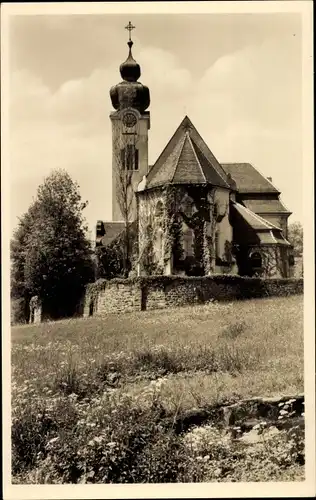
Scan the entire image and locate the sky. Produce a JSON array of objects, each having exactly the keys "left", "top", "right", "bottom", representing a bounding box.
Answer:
[{"left": 8, "top": 11, "right": 303, "bottom": 237}]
